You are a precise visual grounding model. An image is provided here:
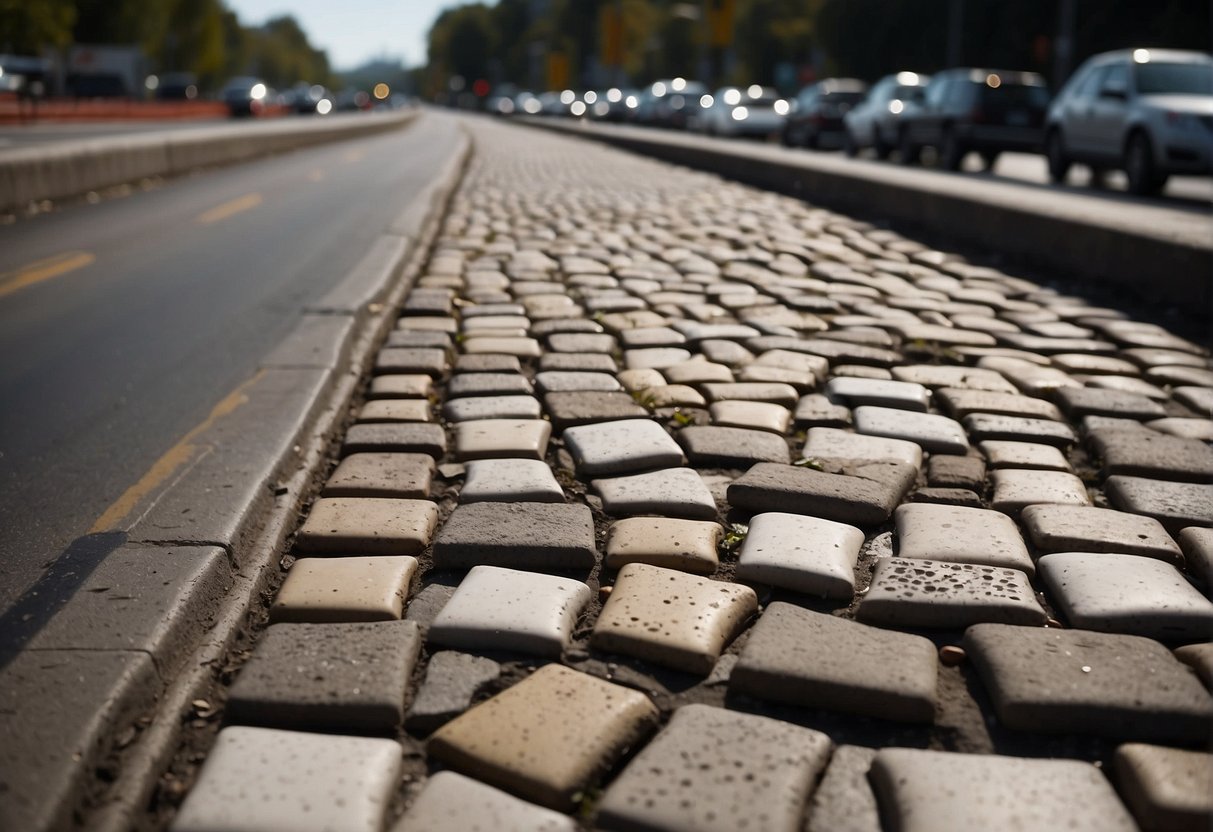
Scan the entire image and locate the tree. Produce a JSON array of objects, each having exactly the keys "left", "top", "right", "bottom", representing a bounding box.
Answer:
[{"left": 0, "top": 0, "right": 76, "bottom": 54}]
